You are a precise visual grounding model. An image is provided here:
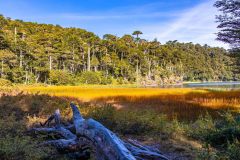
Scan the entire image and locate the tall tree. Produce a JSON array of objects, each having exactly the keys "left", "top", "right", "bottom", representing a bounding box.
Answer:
[
  {"left": 132, "top": 31, "right": 143, "bottom": 39},
  {"left": 214, "top": 0, "right": 240, "bottom": 49},
  {"left": 132, "top": 31, "right": 143, "bottom": 47}
]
